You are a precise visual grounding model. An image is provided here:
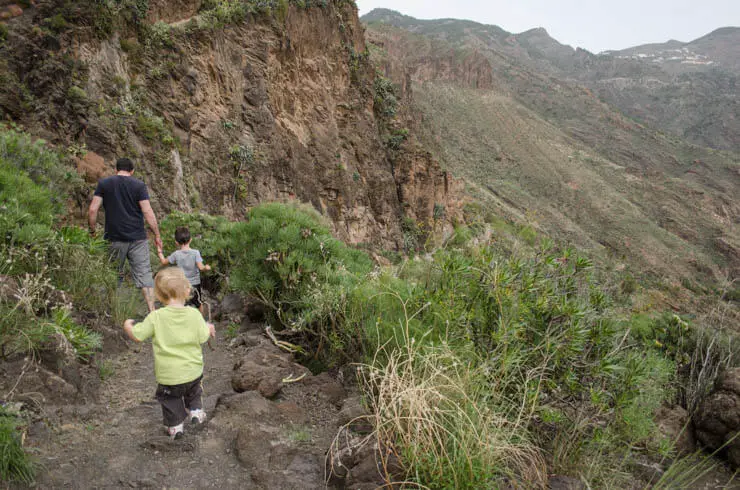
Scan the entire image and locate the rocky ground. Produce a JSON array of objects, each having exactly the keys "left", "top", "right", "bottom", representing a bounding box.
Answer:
[
  {"left": 8, "top": 296, "right": 391, "bottom": 489},
  {"left": 1, "top": 292, "right": 739, "bottom": 489}
]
